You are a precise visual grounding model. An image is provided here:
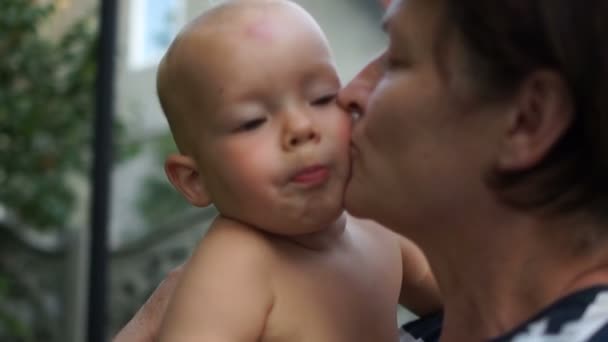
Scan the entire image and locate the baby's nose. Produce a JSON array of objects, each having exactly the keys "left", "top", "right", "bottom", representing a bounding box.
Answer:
[{"left": 282, "top": 116, "right": 319, "bottom": 149}]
